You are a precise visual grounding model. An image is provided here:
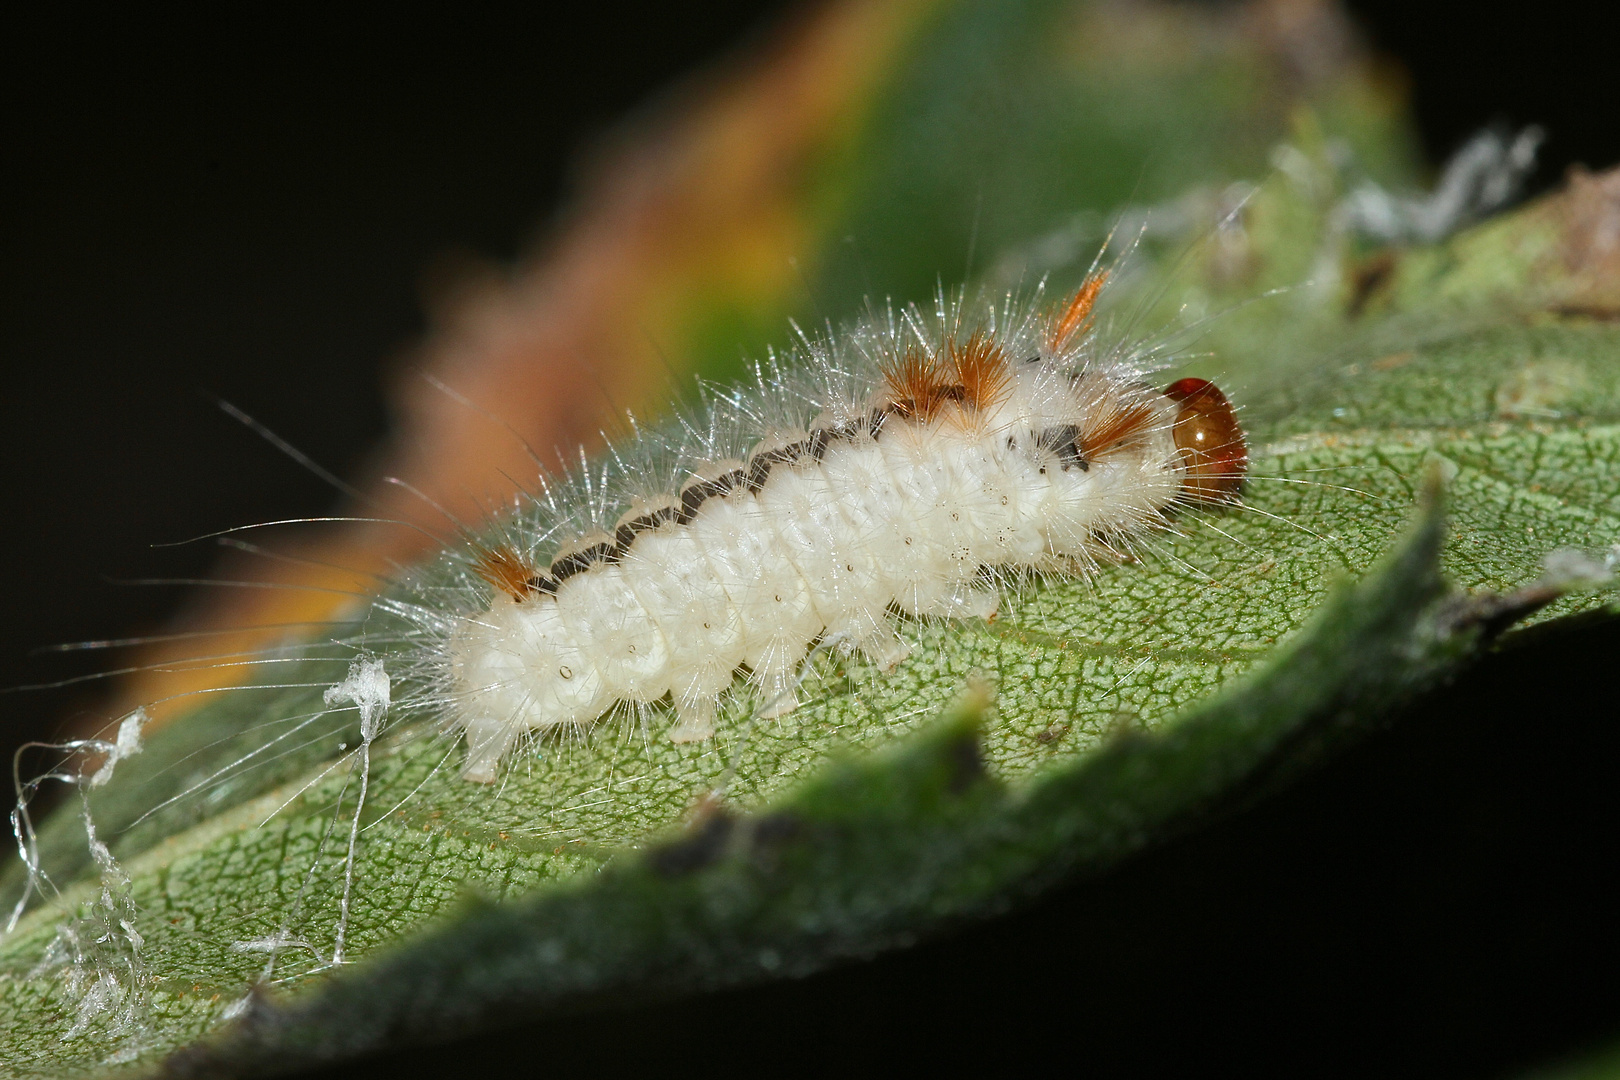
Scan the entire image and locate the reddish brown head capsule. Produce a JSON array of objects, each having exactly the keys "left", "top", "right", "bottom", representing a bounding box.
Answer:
[{"left": 1162, "top": 377, "right": 1247, "bottom": 502}]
